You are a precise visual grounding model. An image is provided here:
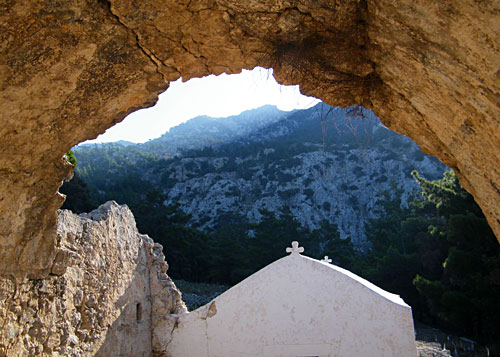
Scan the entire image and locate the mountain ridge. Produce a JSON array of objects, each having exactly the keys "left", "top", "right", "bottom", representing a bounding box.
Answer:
[
  {"left": 74, "top": 103, "right": 446, "bottom": 245},
  {"left": 137, "top": 104, "right": 289, "bottom": 156}
]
